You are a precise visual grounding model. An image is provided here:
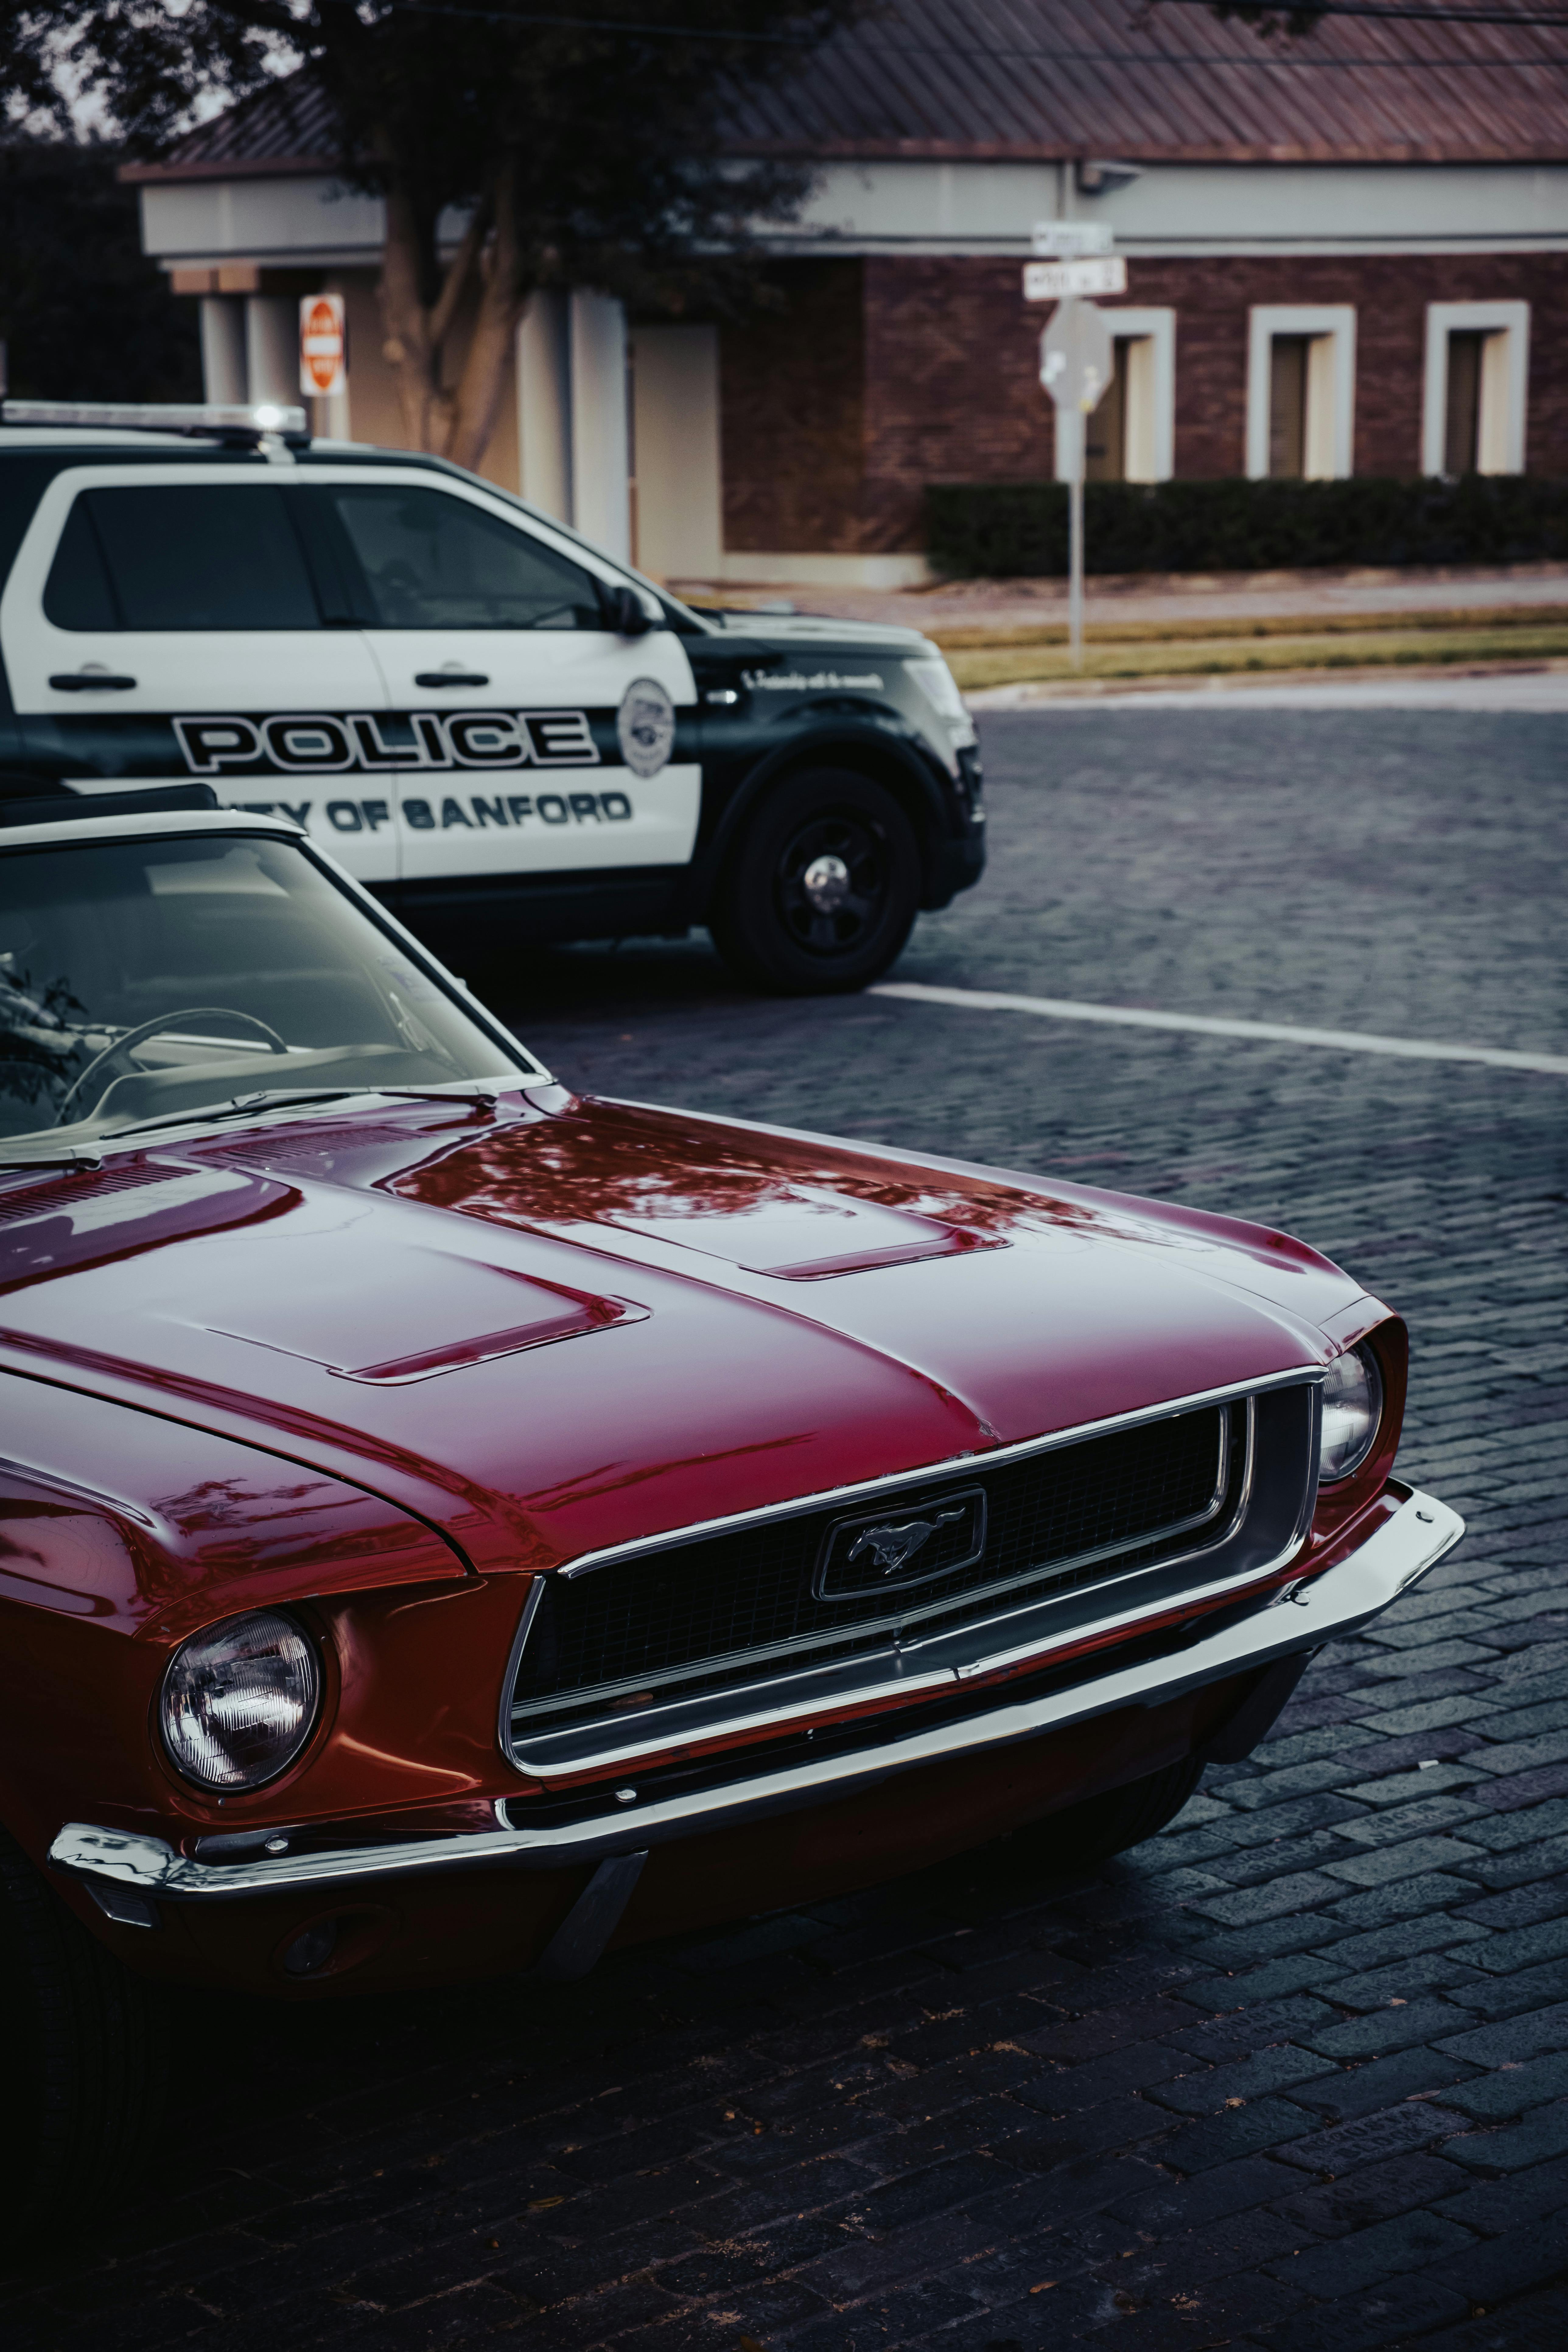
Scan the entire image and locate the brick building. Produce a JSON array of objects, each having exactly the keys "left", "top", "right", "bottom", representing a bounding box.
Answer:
[{"left": 127, "top": 0, "right": 1568, "bottom": 585}]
